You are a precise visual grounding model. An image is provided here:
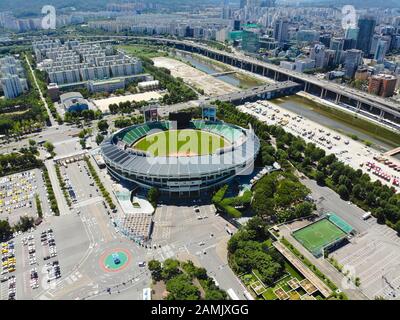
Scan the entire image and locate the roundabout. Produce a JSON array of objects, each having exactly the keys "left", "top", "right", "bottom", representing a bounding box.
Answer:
[{"left": 99, "top": 248, "right": 132, "bottom": 273}]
